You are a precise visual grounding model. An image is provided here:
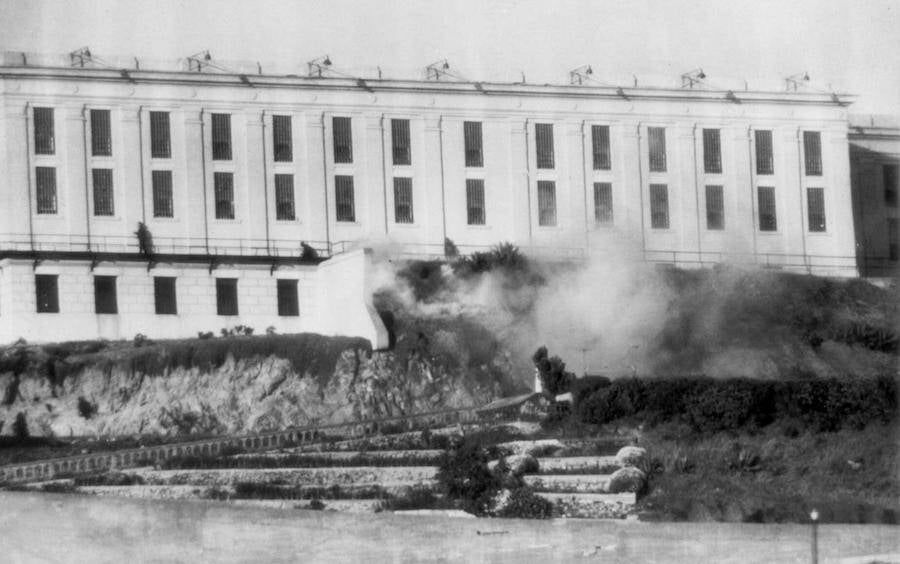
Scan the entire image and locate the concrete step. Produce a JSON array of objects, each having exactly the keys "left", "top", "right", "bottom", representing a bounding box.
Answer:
[
  {"left": 522, "top": 473, "right": 614, "bottom": 494},
  {"left": 129, "top": 466, "right": 438, "bottom": 487},
  {"left": 244, "top": 450, "right": 444, "bottom": 464},
  {"left": 536, "top": 492, "right": 636, "bottom": 519},
  {"left": 535, "top": 456, "right": 620, "bottom": 474}
]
